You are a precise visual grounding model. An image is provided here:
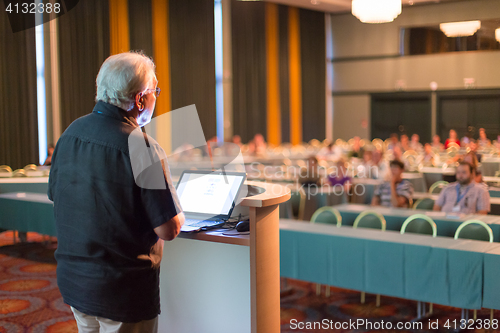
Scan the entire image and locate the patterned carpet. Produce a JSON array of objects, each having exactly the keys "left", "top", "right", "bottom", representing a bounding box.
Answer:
[{"left": 0, "top": 231, "right": 498, "bottom": 332}]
